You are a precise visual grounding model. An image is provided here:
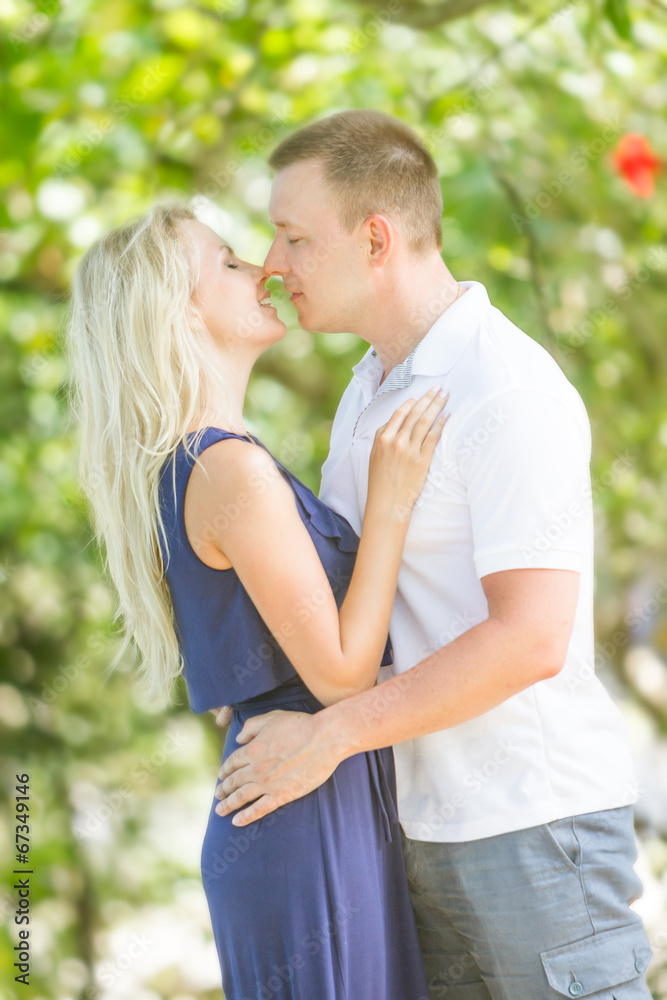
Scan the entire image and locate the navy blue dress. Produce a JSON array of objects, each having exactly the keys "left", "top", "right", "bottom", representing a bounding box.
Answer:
[{"left": 158, "top": 428, "right": 429, "bottom": 1000}]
